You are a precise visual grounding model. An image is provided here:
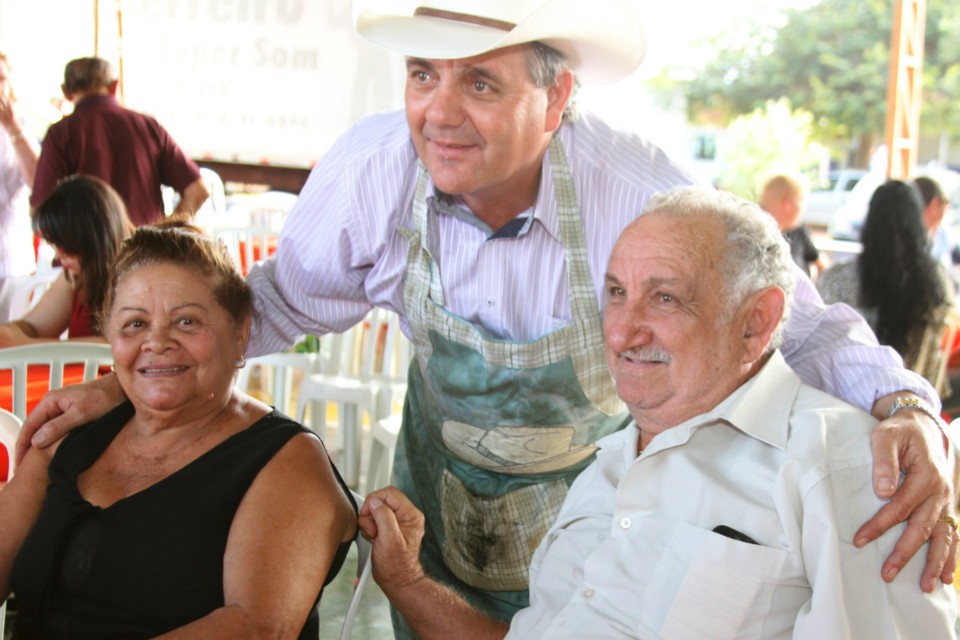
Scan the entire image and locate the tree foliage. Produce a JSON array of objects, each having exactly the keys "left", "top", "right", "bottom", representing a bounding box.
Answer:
[
  {"left": 715, "top": 99, "right": 826, "bottom": 200},
  {"left": 679, "top": 0, "right": 960, "bottom": 143}
]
